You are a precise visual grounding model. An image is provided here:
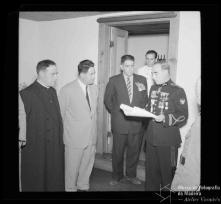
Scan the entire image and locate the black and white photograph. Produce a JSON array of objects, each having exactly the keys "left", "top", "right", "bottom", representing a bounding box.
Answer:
[{"left": 3, "top": 6, "right": 220, "bottom": 202}]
